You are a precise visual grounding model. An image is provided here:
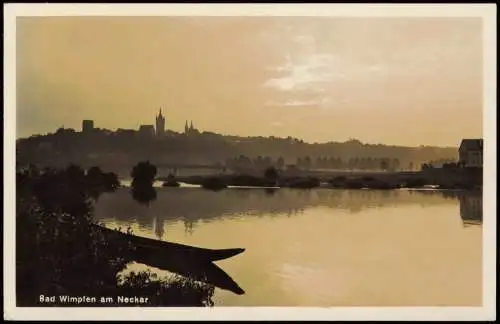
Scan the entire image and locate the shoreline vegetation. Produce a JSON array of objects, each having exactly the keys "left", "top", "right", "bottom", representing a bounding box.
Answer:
[
  {"left": 17, "top": 132, "right": 459, "bottom": 179},
  {"left": 158, "top": 167, "right": 482, "bottom": 191},
  {"left": 162, "top": 173, "right": 181, "bottom": 187},
  {"left": 16, "top": 163, "right": 215, "bottom": 307}
]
